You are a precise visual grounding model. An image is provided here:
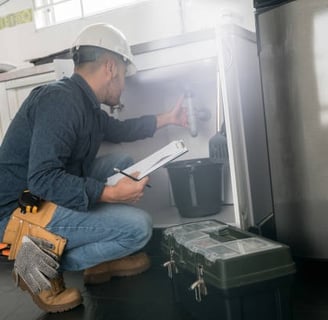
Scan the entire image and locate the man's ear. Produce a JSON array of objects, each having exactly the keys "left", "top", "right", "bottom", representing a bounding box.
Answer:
[{"left": 105, "top": 58, "right": 118, "bottom": 79}]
